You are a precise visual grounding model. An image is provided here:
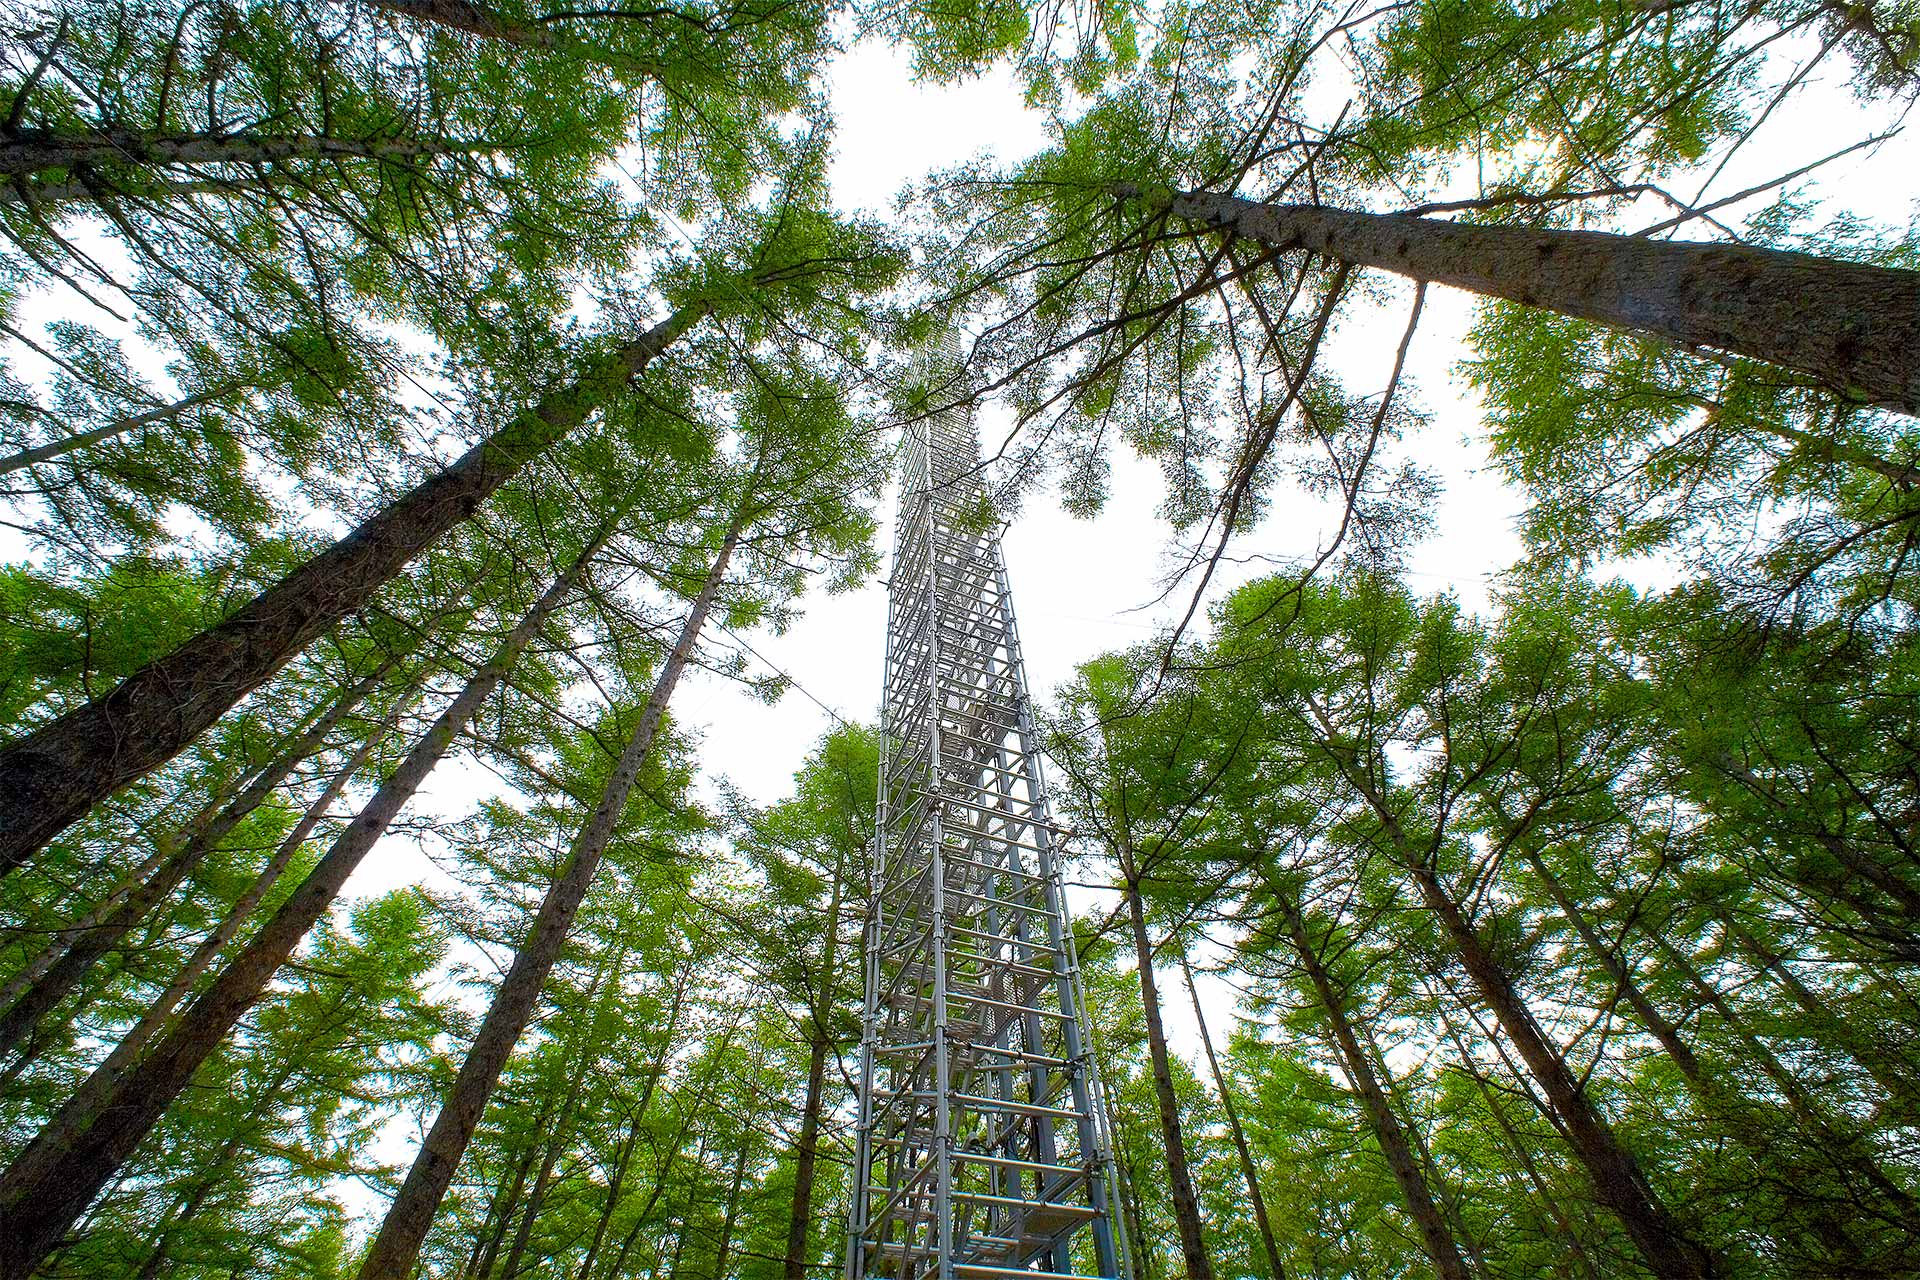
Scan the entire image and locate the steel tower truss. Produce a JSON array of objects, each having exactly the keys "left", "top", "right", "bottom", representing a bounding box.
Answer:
[{"left": 847, "top": 390, "right": 1130, "bottom": 1280}]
